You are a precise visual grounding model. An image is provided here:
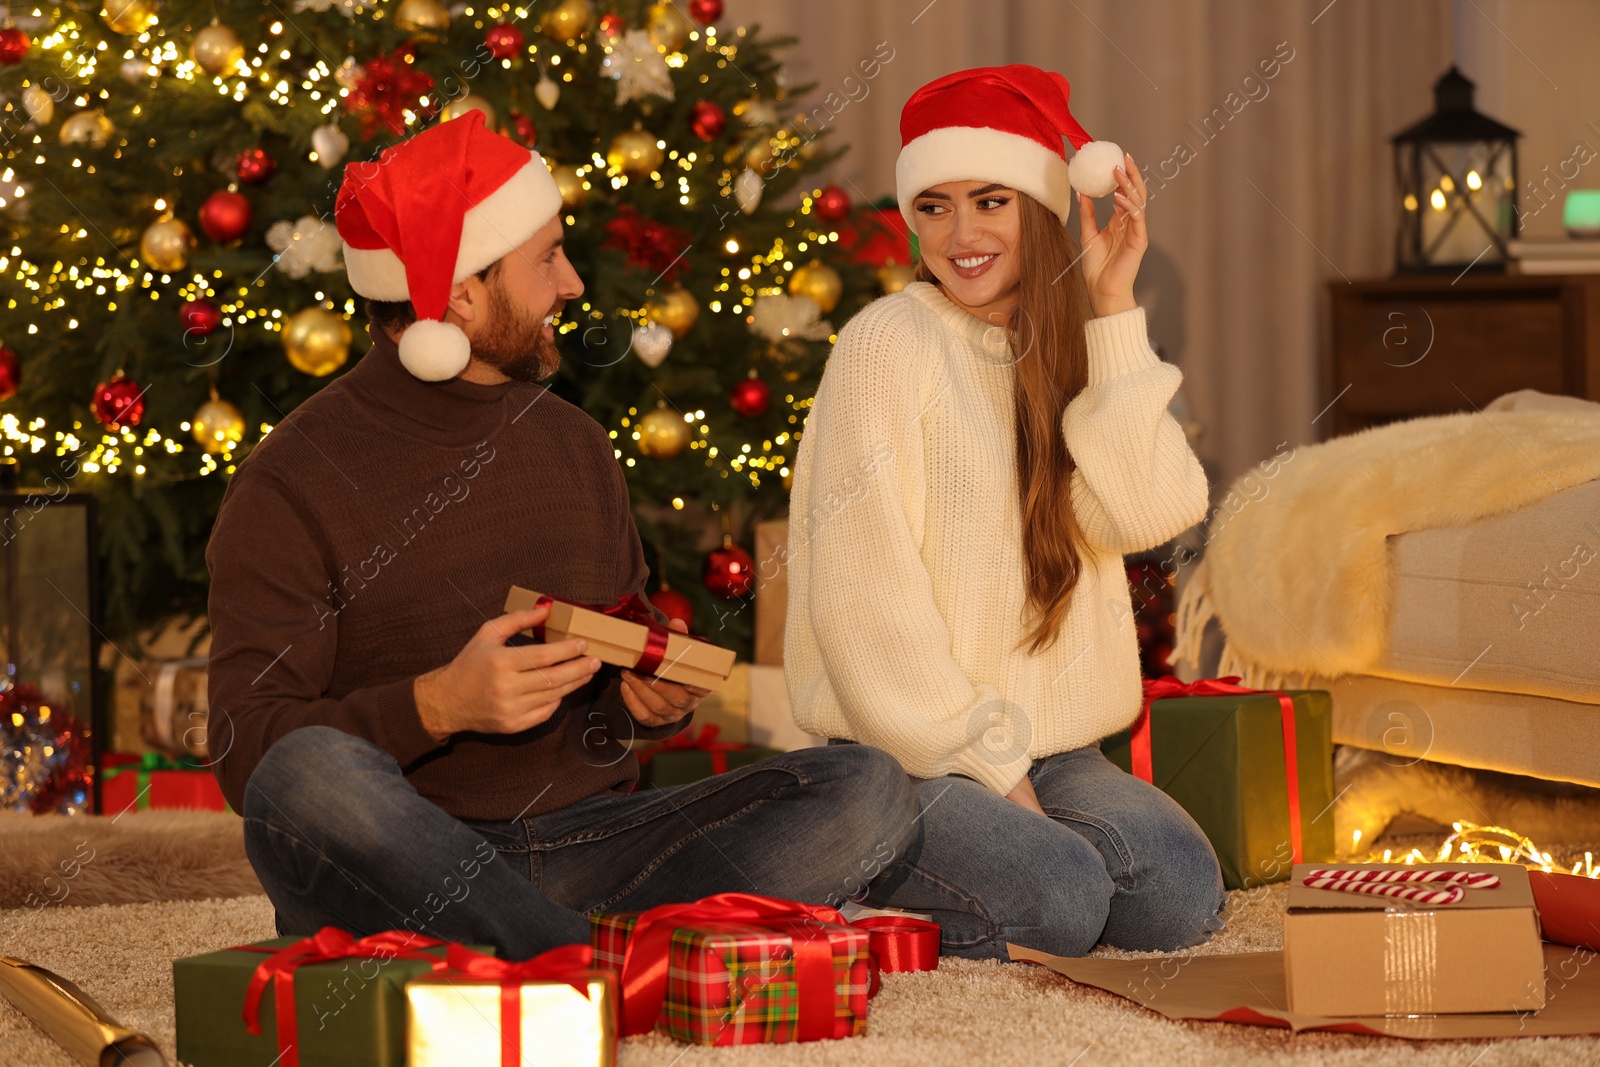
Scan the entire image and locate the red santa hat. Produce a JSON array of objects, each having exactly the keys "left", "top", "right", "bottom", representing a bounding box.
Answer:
[
  {"left": 335, "top": 110, "right": 562, "bottom": 381},
  {"left": 896, "top": 64, "right": 1122, "bottom": 230}
]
